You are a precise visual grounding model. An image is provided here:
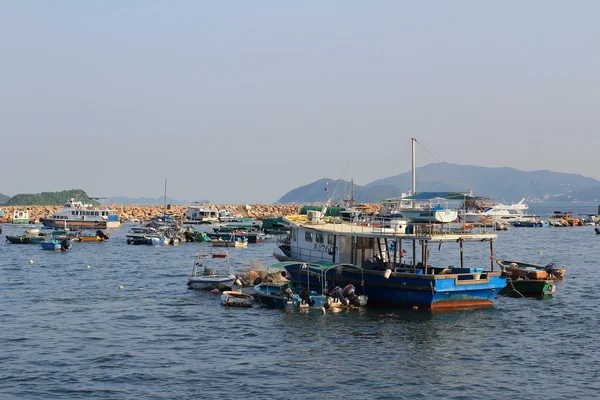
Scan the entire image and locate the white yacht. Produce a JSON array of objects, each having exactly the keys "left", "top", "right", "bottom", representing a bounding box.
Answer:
[
  {"left": 183, "top": 202, "right": 219, "bottom": 224},
  {"left": 459, "top": 198, "right": 529, "bottom": 224}
]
